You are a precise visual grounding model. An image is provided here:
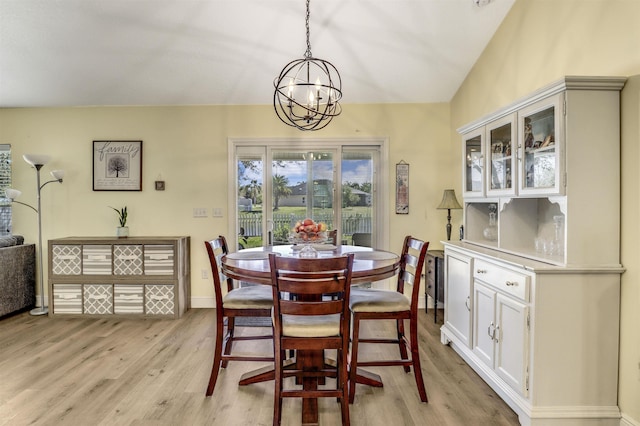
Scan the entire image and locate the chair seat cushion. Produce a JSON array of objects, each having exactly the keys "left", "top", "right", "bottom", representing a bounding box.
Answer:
[
  {"left": 223, "top": 285, "right": 273, "bottom": 309},
  {"left": 349, "top": 288, "right": 410, "bottom": 313},
  {"left": 276, "top": 313, "right": 341, "bottom": 338}
]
